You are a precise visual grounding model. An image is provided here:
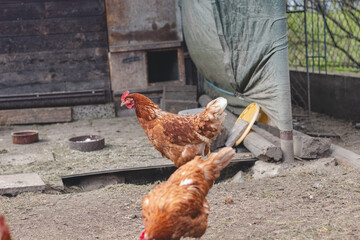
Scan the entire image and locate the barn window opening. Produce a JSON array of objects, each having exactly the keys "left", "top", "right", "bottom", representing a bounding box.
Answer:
[{"left": 147, "top": 50, "right": 179, "bottom": 83}]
